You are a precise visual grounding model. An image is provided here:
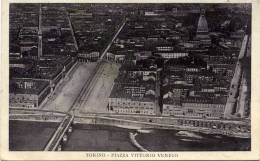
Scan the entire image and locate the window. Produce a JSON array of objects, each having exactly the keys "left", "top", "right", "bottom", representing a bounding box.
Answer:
[{"left": 188, "top": 109, "right": 193, "bottom": 113}]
